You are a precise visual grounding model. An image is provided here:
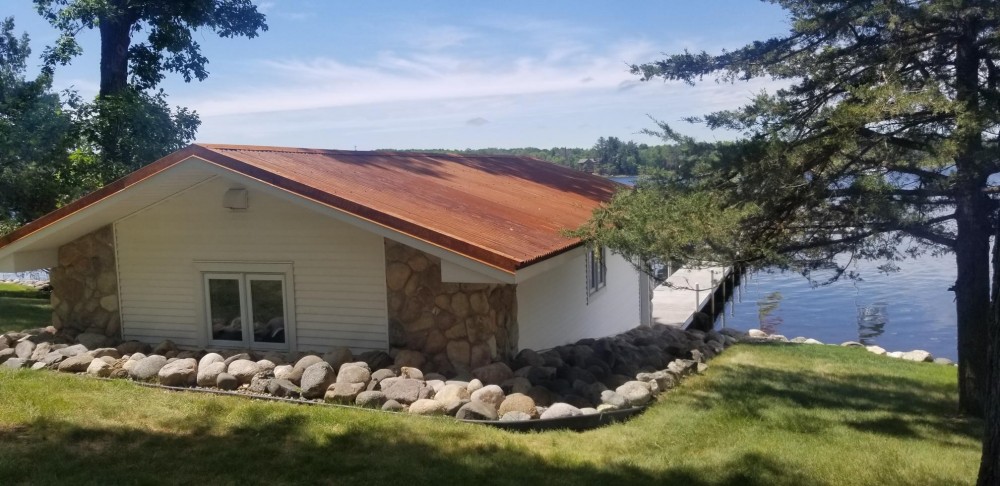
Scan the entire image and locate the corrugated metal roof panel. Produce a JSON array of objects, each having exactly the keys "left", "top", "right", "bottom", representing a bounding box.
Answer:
[{"left": 0, "top": 144, "right": 624, "bottom": 273}]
